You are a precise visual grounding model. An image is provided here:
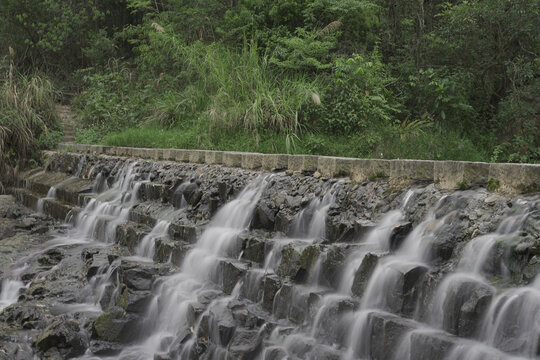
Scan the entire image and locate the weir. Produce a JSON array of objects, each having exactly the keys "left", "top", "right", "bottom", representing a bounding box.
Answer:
[{"left": 0, "top": 150, "right": 539, "bottom": 359}]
